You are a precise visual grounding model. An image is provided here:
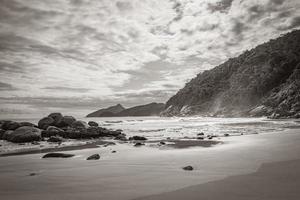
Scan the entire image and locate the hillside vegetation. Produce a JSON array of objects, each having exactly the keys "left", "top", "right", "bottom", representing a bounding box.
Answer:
[{"left": 162, "top": 30, "right": 300, "bottom": 118}]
